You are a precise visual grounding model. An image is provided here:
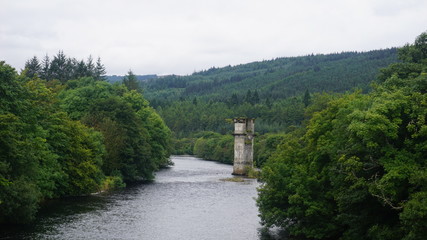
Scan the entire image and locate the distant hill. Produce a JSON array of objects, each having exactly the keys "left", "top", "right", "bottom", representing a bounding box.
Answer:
[
  {"left": 142, "top": 49, "right": 398, "bottom": 102},
  {"left": 106, "top": 74, "right": 157, "bottom": 83}
]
